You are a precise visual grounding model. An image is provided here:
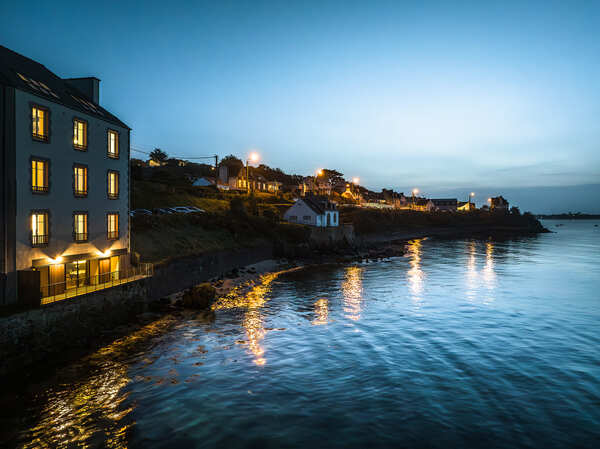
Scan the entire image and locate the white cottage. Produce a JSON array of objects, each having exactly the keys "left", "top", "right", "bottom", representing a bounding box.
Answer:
[{"left": 284, "top": 196, "right": 339, "bottom": 227}]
